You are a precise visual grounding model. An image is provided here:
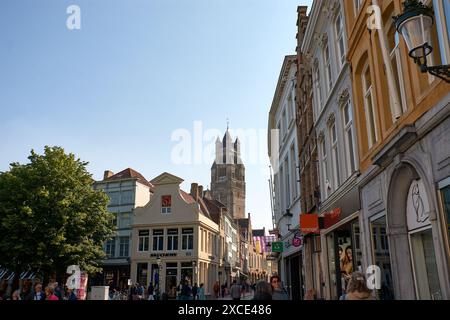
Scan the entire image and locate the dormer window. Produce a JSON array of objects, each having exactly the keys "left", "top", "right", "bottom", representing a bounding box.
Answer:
[{"left": 161, "top": 195, "right": 172, "bottom": 214}]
